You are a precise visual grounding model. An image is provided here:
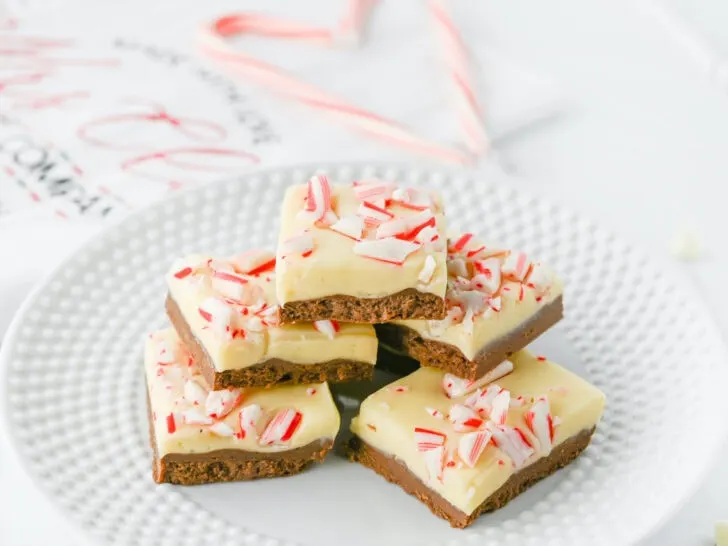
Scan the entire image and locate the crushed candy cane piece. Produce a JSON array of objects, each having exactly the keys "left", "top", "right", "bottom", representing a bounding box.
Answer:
[
  {"left": 489, "top": 389, "right": 511, "bottom": 425},
  {"left": 313, "top": 320, "right": 340, "bottom": 340},
  {"left": 486, "top": 422, "right": 534, "bottom": 468},
  {"left": 472, "top": 257, "right": 501, "bottom": 294},
  {"left": 353, "top": 238, "right": 421, "bottom": 265},
  {"left": 300, "top": 175, "right": 338, "bottom": 226},
  {"left": 230, "top": 249, "right": 276, "bottom": 276},
  {"left": 526, "top": 262, "right": 554, "bottom": 296},
  {"left": 238, "top": 404, "right": 264, "bottom": 439},
  {"left": 418, "top": 255, "right": 437, "bottom": 284},
  {"left": 414, "top": 427, "right": 446, "bottom": 451},
  {"left": 525, "top": 397, "right": 555, "bottom": 455},
  {"left": 426, "top": 407, "right": 444, "bottom": 419},
  {"left": 280, "top": 232, "right": 315, "bottom": 259},
  {"left": 181, "top": 408, "right": 213, "bottom": 425},
  {"left": 442, "top": 361, "right": 513, "bottom": 396},
  {"left": 353, "top": 179, "right": 396, "bottom": 202},
  {"left": 392, "top": 385, "right": 409, "bottom": 393},
  {"left": 198, "top": 297, "right": 234, "bottom": 338},
  {"left": 390, "top": 186, "right": 434, "bottom": 210},
  {"left": 166, "top": 413, "right": 176, "bottom": 434},
  {"left": 357, "top": 201, "right": 394, "bottom": 226},
  {"left": 209, "top": 421, "right": 235, "bottom": 437},
  {"left": 458, "top": 429, "right": 492, "bottom": 468},
  {"left": 465, "top": 383, "right": 504, "bottom": 415},
  {"left": 502, "top": 251, "right": 530, "bottom": 281},
  {"left": 330, "top": 214, "right": 364, "bottom": 240},
  {"left": 442, "top": 373, "right": 473, "bottom": 398},
  {"left": 306, "top": 387, "right": 317, "bottom": 396},
  {"left": 376, "top": 209, "right": 435, "bottom": 241},
  {"left": 423, "top": 445, "right": 445, "bottom": 483},
  {"left": 205, "top": 388, "right": 243, "bottom": 419},
  {"left": 173, "top": 267, "right": 193, "bottom": 279},
  {"left": 259, "top": 409, "right": 303, "bottom": 445},
  {"left": 449, "top": 233, "right": 473, "bottom": 253},
  {"left": 183, "top": 379, "right": 207, "bottom": 406},
  {"left": 211, "top": 270, "right": 249, "bottom": 301},
  {"left": 447, "top": 257, "right": 468, "bottom": 278},
  {"left": 448, "top": 404, "right": 483, "bottom": 431}
]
